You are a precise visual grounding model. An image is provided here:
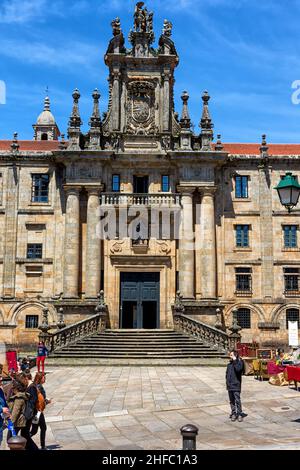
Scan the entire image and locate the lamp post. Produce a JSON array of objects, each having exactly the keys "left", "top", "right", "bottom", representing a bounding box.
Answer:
[{"left": 275, "top": 172, "right": 300, "bottom": 213}]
